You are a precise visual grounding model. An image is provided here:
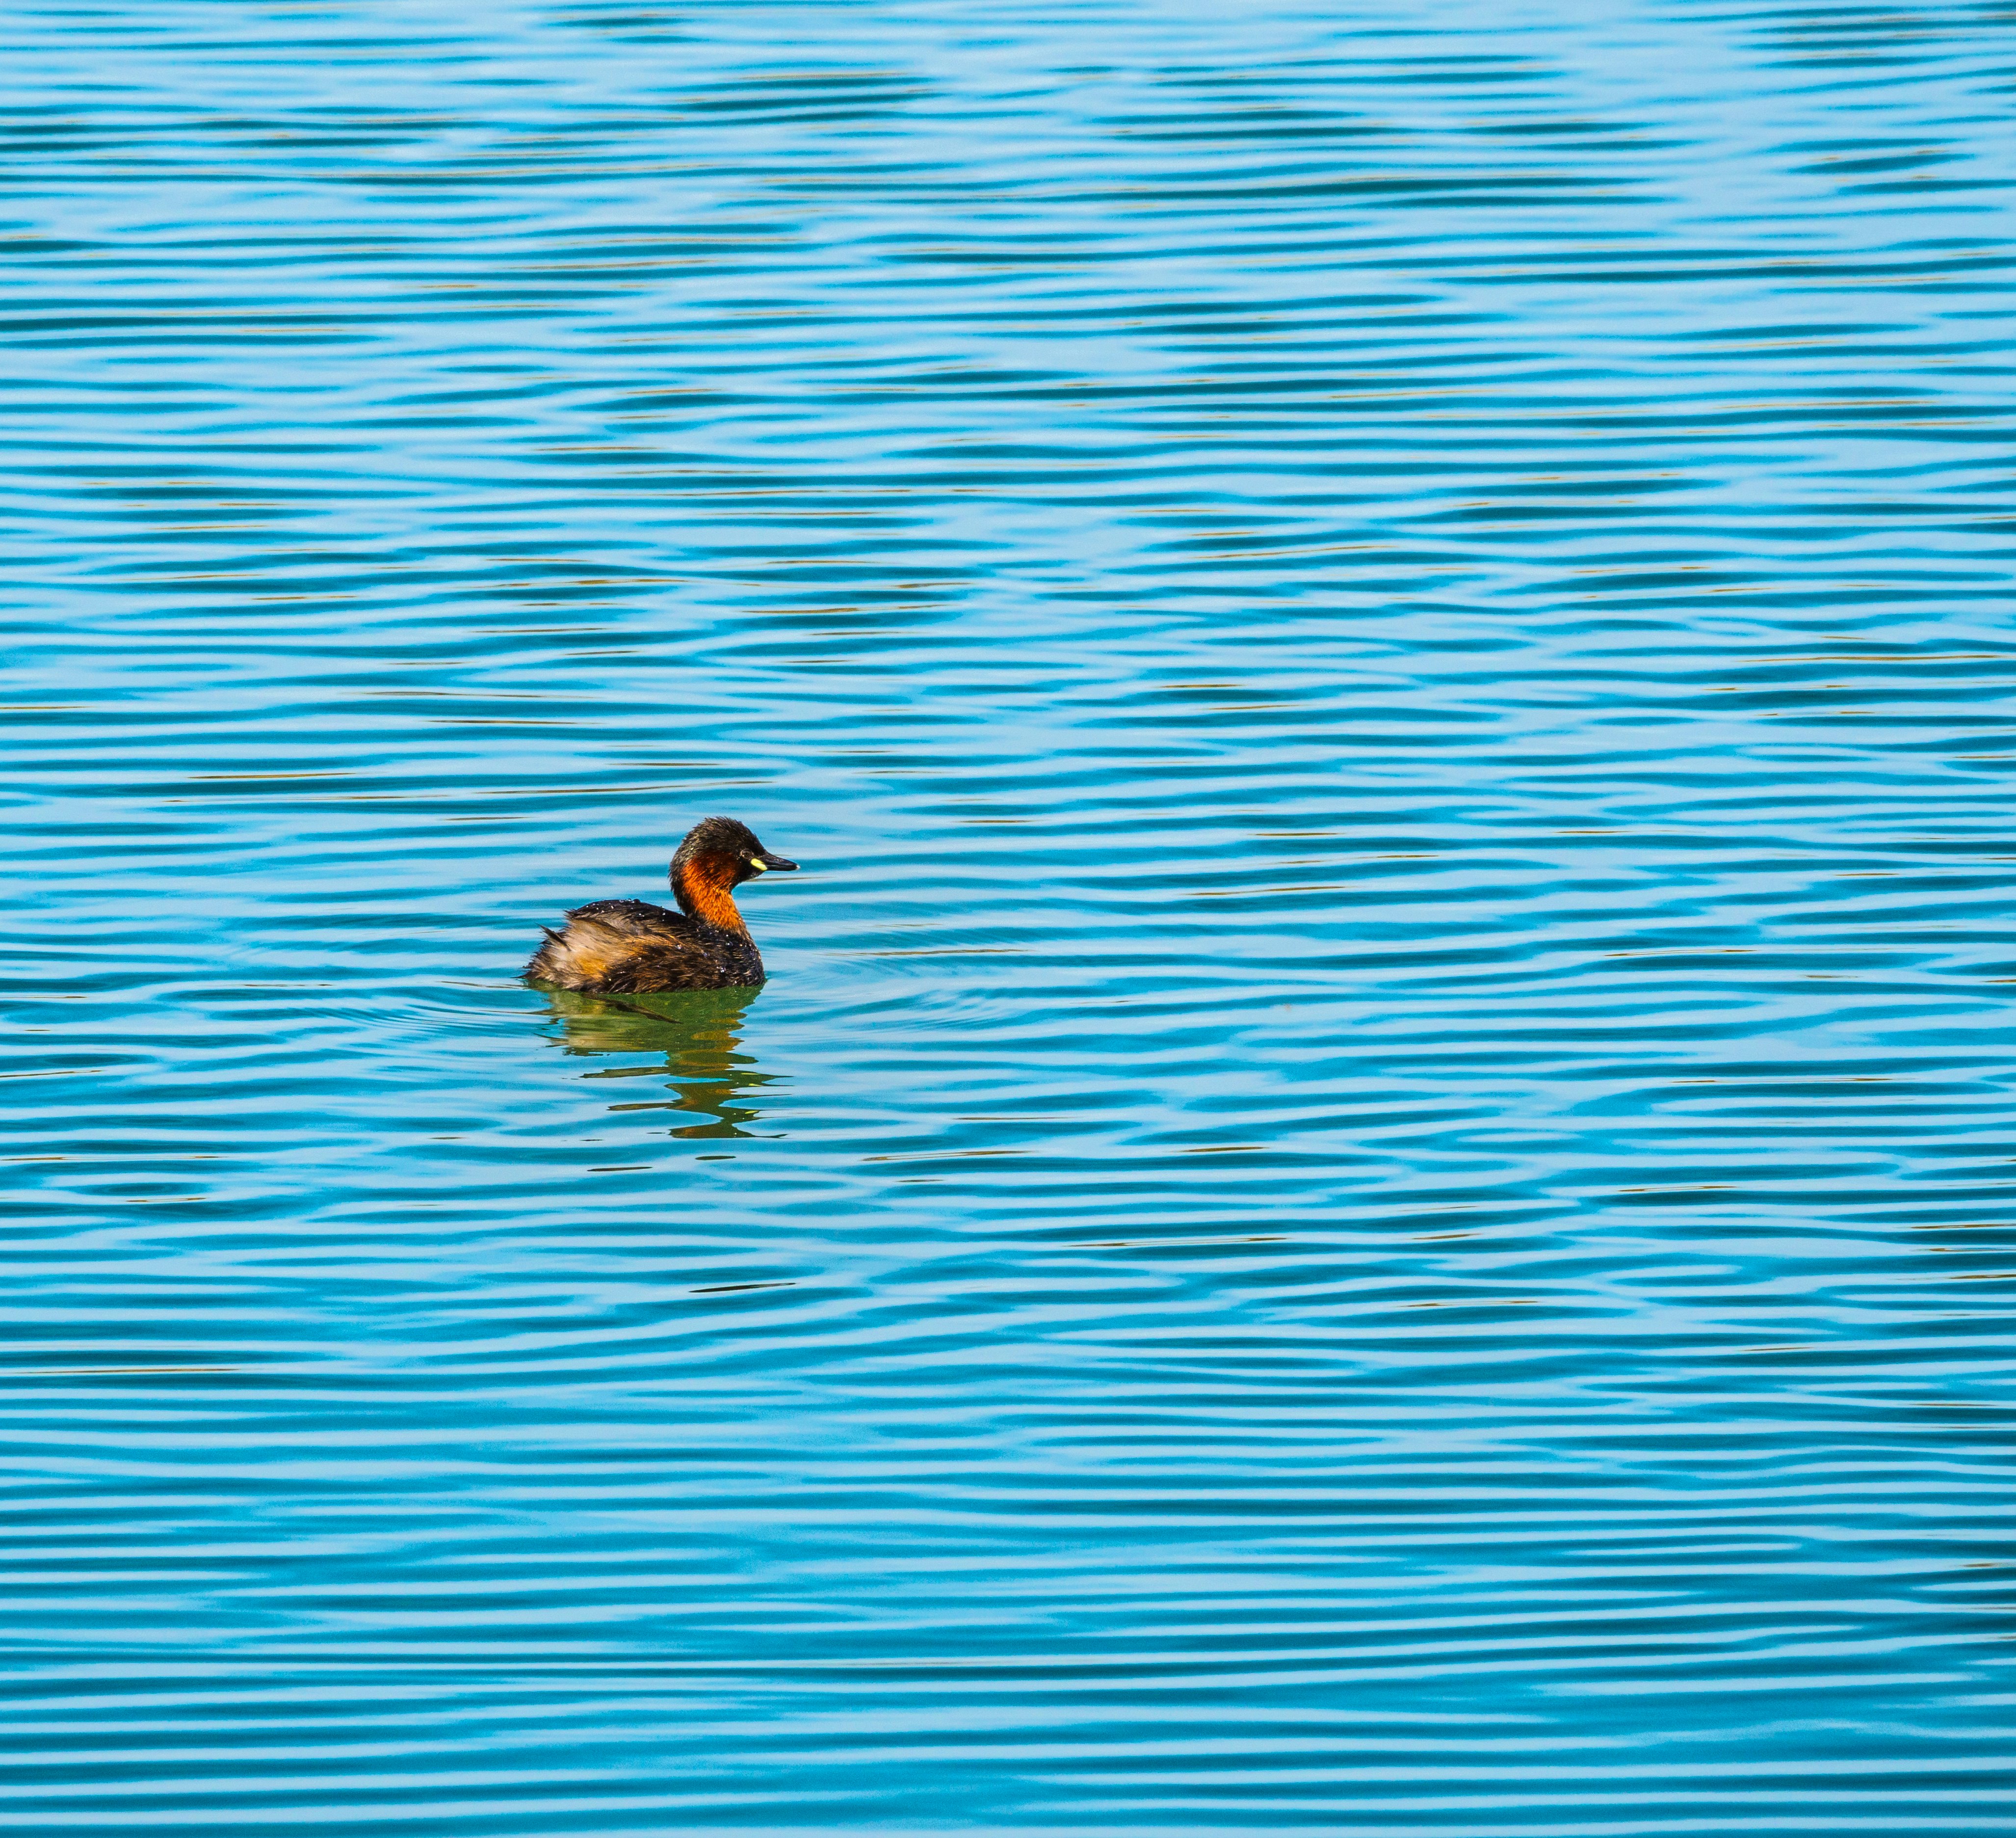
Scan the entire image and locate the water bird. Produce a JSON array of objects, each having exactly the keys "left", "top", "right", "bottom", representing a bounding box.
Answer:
[{"left": 524, "top": 817, "right": 797, "bottom": 993}]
